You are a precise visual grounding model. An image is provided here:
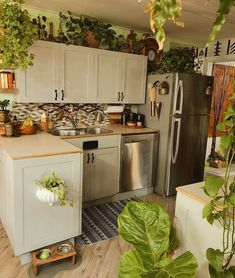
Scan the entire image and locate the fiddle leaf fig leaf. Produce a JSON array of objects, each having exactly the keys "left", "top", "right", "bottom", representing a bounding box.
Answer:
[
  {"left": 203, "top": 176, "right": 224, "bottom": 198},
  {"left": 118, "top": 201, "right": 171, "bottom": 269},
  {"left": 216, "top": 123, "right": 226, "bottom": 132},
  {"left": 155, "top": 251, "right": 198, "bottom": 278},
  {"left": 206, "top": 248, "right": 224, "bottom": 272},
  {"left": 220, "top": 135, "right": 231, "bottom": 150}
]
